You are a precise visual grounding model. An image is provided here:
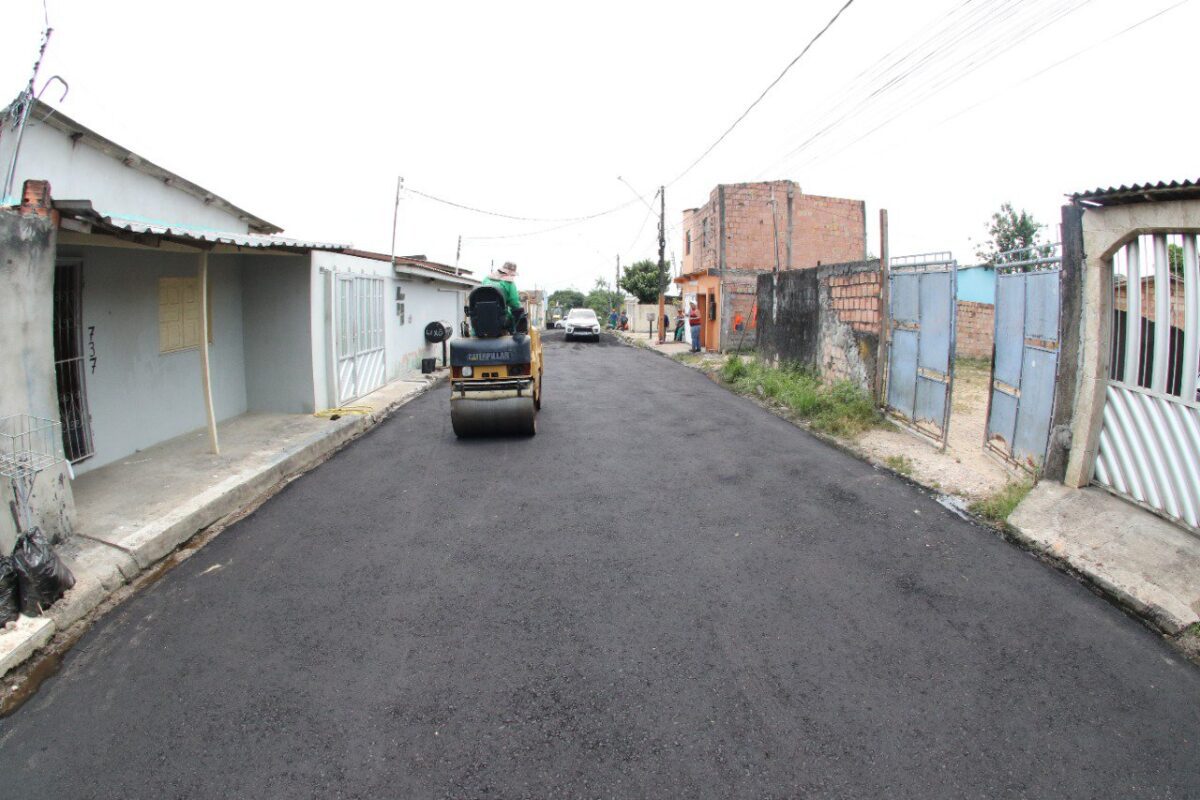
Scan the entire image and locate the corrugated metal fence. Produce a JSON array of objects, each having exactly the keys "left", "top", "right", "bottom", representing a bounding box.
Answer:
[{"left": 1093, "top": 233, "right": 1200, "bottom": 531}]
